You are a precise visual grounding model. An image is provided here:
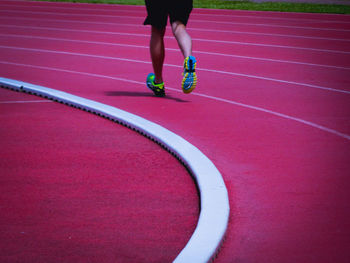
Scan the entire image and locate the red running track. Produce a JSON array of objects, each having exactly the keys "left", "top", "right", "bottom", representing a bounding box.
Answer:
[
  {"left": 1, "top": 1, "right": 350, "bottom": 262},
  {"left": 0, "top": 88, "right": 199, "bottom": 262}
]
